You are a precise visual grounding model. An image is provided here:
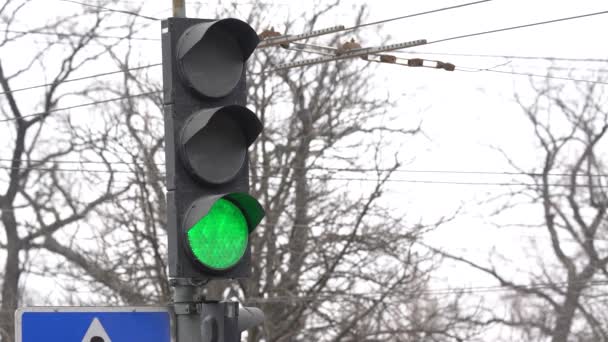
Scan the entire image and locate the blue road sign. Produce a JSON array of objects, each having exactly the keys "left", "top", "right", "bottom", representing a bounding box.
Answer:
[{"left": 15, "top": 306, "right": 171, "bottom": 342}]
